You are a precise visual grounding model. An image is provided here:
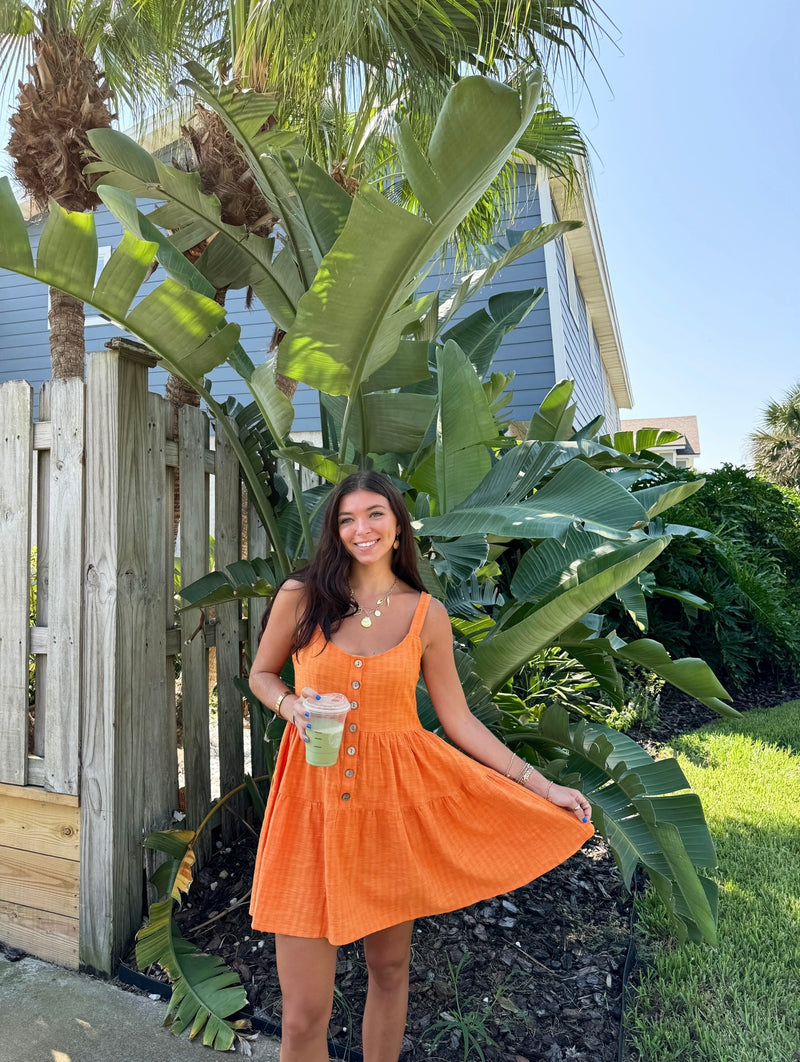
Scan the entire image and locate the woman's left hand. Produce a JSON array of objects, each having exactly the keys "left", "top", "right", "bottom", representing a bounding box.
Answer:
[{"left": 545, "top": 783, "right": 592, "bottom": 823}]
